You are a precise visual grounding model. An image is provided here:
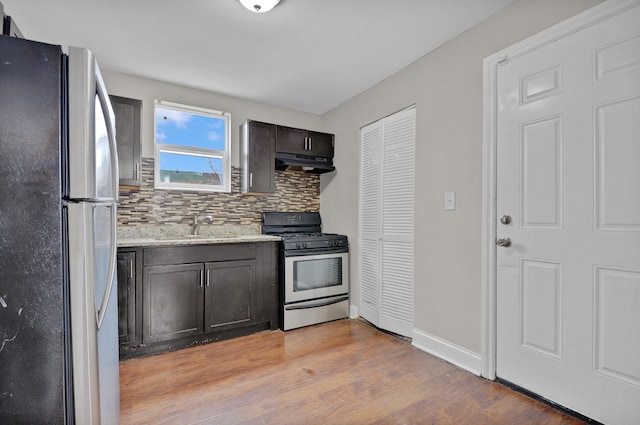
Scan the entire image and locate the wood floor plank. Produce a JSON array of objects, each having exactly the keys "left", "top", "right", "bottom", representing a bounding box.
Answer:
[{"left": 119, "top": 319, "right": 588, "bottom": 425}]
